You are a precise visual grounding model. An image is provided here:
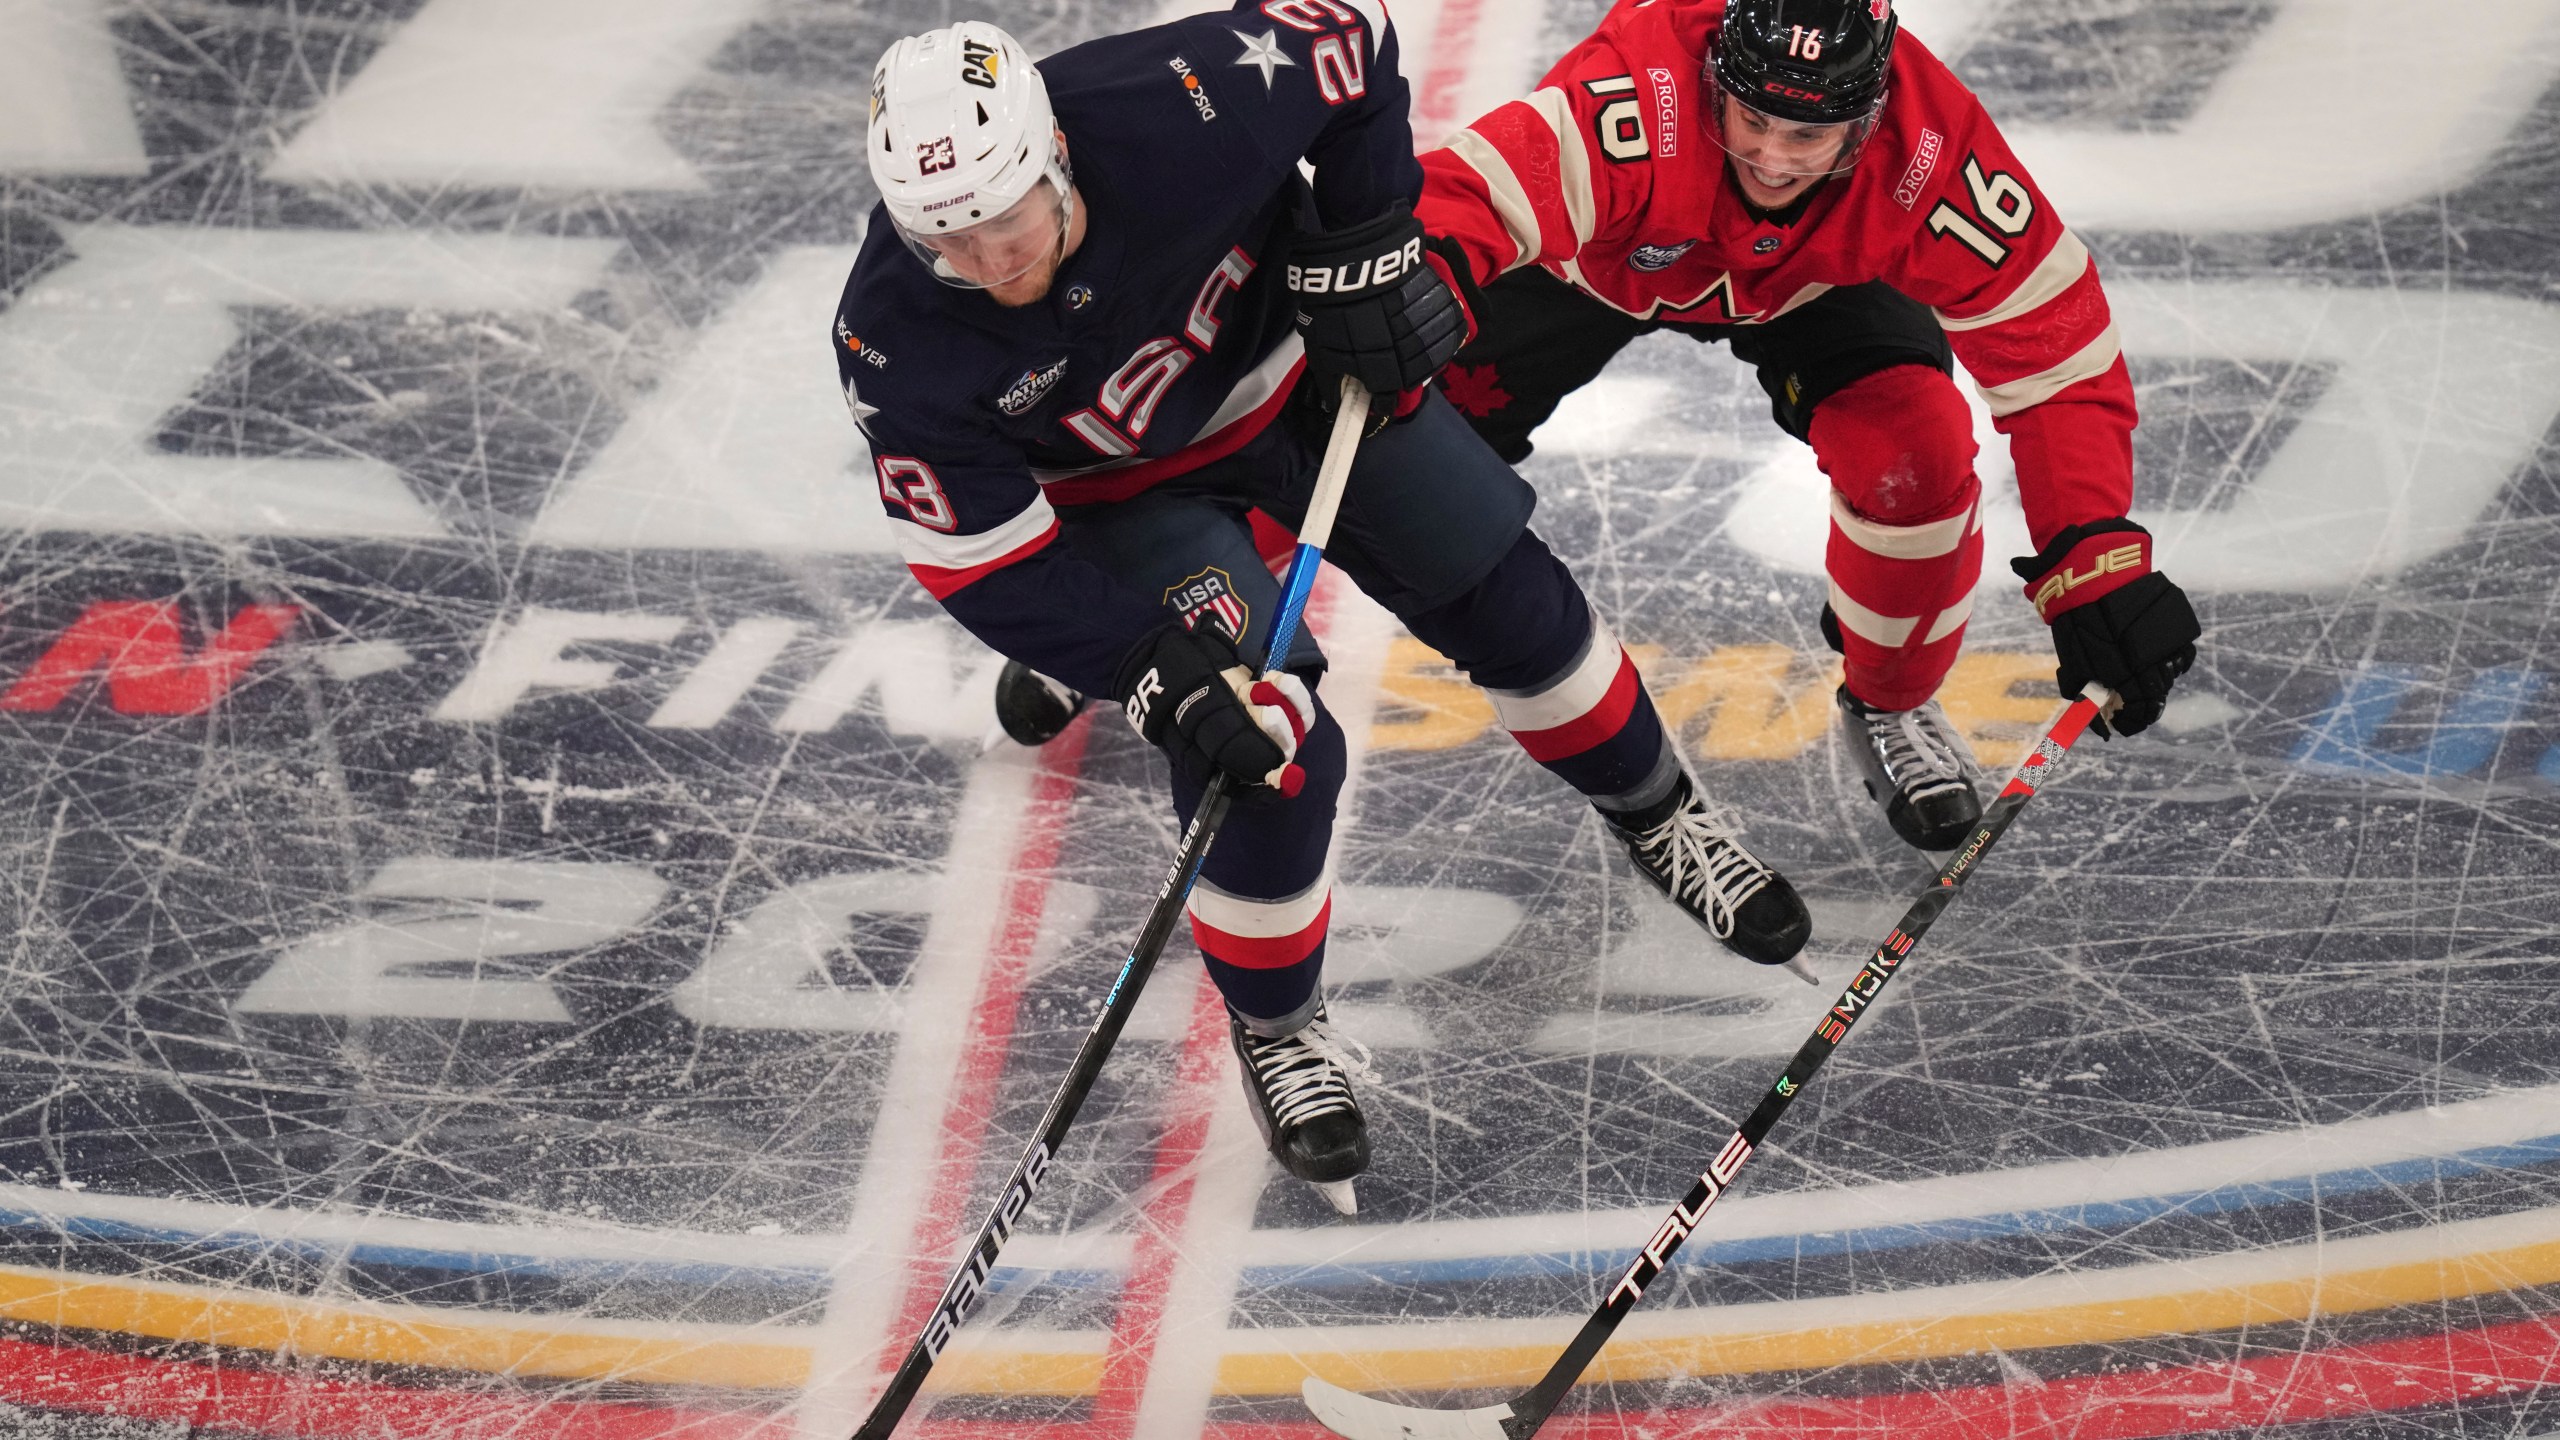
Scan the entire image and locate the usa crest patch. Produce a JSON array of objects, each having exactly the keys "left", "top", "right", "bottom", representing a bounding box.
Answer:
[{"left": 1163, "top": 566, "right": 1250, "bottom": 644}]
